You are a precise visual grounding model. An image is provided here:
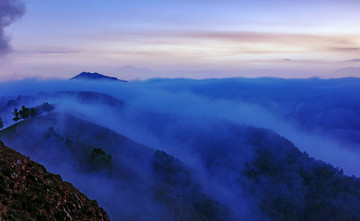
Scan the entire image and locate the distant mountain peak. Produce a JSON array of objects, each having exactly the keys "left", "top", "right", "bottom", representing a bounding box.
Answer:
[{"left": 71, "top": 72, "right": 127, "bottom": 82}]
